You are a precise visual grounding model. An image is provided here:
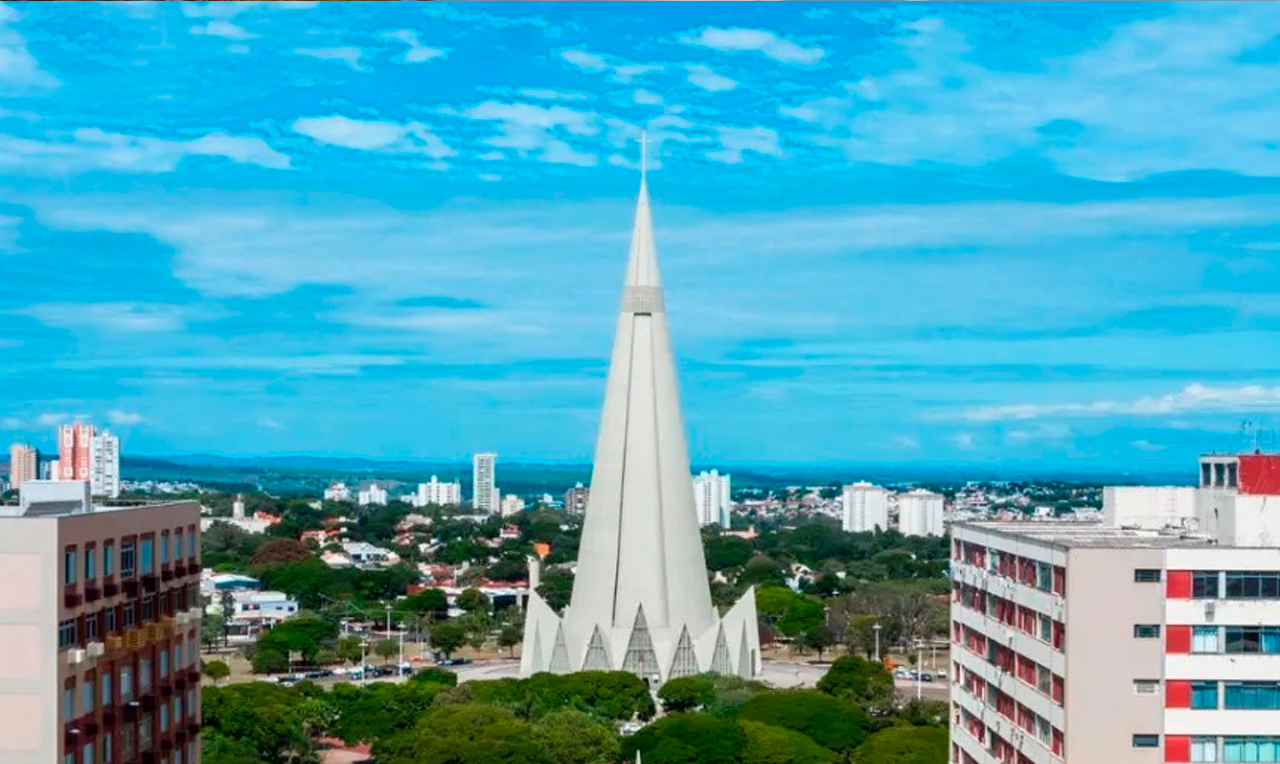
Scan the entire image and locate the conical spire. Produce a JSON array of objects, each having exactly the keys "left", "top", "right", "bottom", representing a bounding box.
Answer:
[{"left": 564, "top": 146, "right": 716, "bottom": 638}]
